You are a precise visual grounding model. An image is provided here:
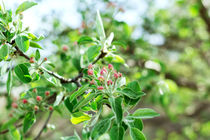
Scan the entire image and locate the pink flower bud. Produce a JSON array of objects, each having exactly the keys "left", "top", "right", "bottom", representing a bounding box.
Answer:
[
  {"left": 12, "top": 103, "right": 18, "bottom": 108},
  {"left": 90, "top": 80, "right": 95, "bottom": 85},
  {"left": 108, "top": 64, "right": 113, "bottom": 70},
  {"left": 32, "top": 88, "right": 37, "bottom": 93},
  {"left": 107, "top": 80, "right": 113, "bottom": 86},
  {"left": 45, "top": 91, "right": 50, "bottom": 96},
  {"left": 30, "top": 57, "right": 35, "bottom": 63},
  {"left": 88, "top": 64, "right": 93, "bottom": 69},
  {"left": 98, "top": 76, "right": 104, "bottom": 81},
  {"left": 36, "top": 96, "right": 42, "bottom": 102},
  {"left": 114, "top": 72, "right": 118, "bottom": 79},
  {"left": 100, "top": 70, "right": 104, "bottom": 75},
  {"left": 49, "top": 106, "right": 53, "bottom": 111},
  {"left": 62, "top": 45, "right": 68, "bottom": 51},
  {"left": 97, "top": 86, "right": 104, "bottom": 90},
  {"left": 22, "top": 99, "right": 28, "bottom": 104},
  {"left": 118, "top": 72, "right": 122, "bottom": 77},
  {"left": 34, "top": 105, "right": 39, "bottom": 111},
  {"left": 87, "top": 69, "right": 93, "bottom": 76}
]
